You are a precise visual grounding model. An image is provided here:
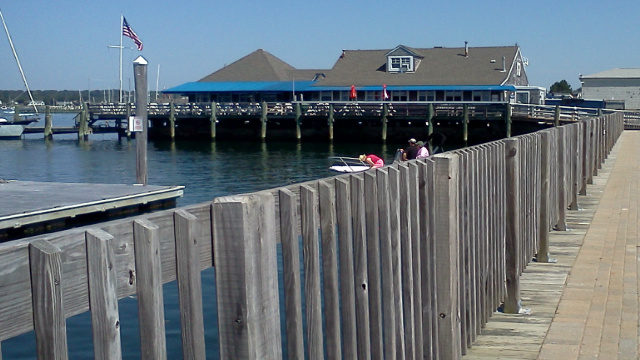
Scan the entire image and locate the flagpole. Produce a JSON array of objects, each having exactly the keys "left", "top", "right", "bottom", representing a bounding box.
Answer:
[{"left": 119, "top": 14, "right": 123, "bottom": 103}]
